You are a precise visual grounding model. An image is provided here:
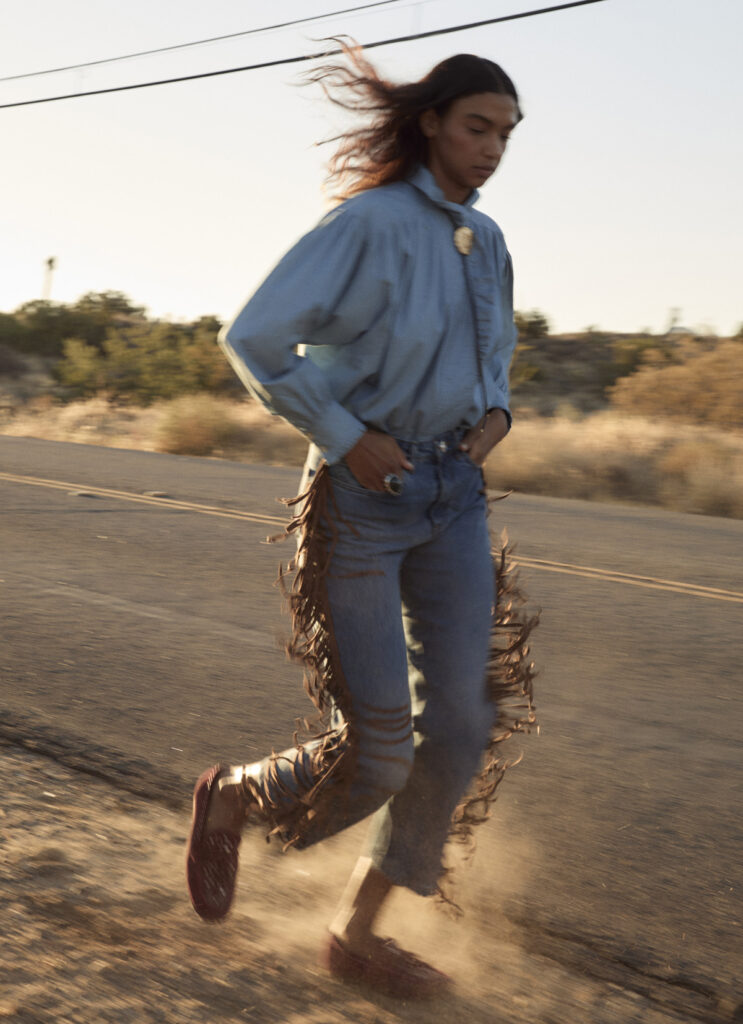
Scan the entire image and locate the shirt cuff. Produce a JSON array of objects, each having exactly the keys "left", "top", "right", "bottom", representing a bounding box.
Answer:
[{"left": 312, "top": 403, "right": 367, "bottom": 465}]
